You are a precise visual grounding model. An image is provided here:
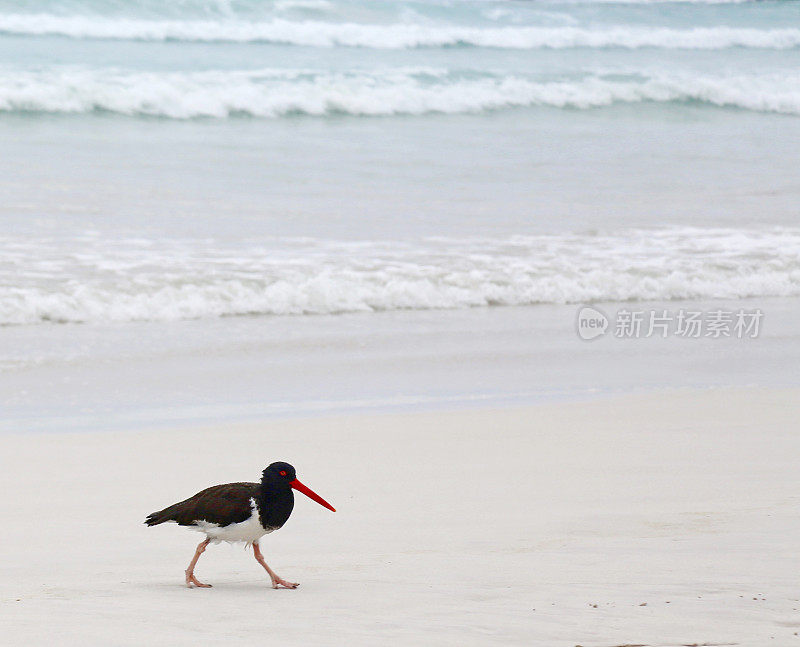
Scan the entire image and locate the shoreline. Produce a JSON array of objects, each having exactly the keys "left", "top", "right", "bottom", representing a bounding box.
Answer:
[
  {"left": 3, "top": 296, "right": 799, "bottom": 435},
  {"left": 0, "top": 382, "right": 789, "bottom": 437}
]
